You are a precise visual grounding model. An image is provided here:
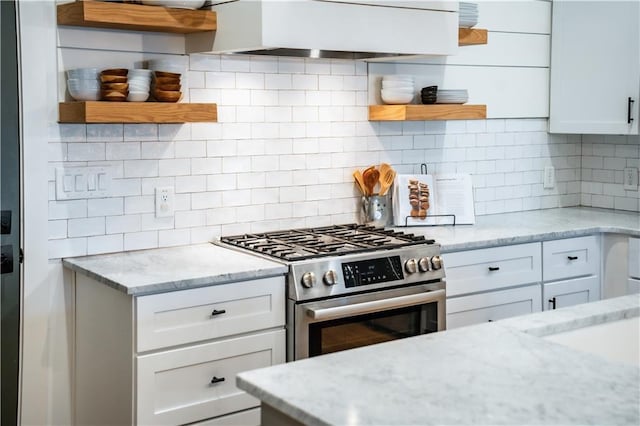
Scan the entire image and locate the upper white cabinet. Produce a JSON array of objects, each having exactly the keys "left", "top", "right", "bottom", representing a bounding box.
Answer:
[{"left": 549, "top": 1, "right": 640, "bottom": 134}]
